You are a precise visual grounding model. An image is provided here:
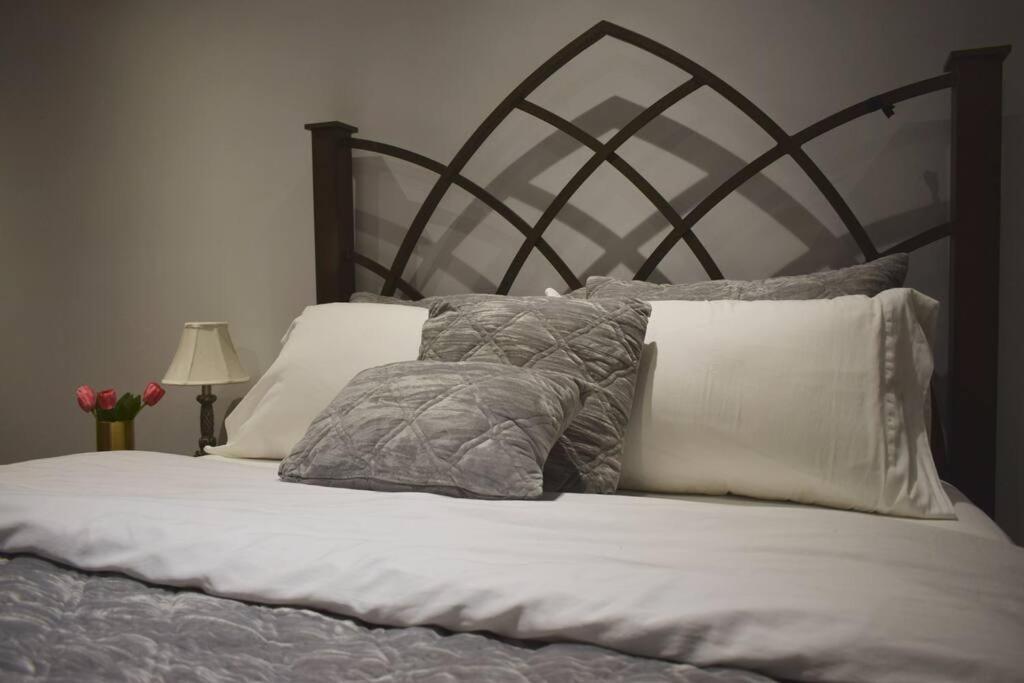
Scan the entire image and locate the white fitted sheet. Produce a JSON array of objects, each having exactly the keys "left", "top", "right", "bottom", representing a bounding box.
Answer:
[{"left": 1, "top": 451, "right": 1022, "bottom": 683}]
